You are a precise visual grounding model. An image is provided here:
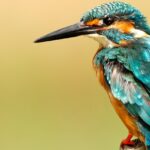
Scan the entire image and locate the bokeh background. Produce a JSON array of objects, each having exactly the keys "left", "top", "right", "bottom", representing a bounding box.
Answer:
[{"left": 1, "top": 0, "right": 150, "bottom": 150}]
